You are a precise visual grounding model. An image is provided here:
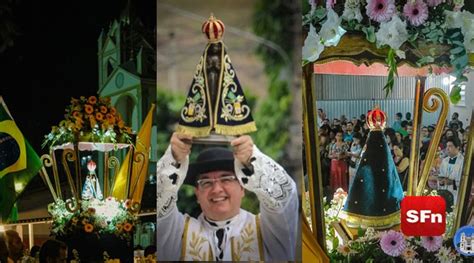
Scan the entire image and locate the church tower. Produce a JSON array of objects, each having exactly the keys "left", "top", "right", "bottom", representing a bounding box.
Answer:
[{"left": 97, "top": 1, "right": 157, "bottom": 162}]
